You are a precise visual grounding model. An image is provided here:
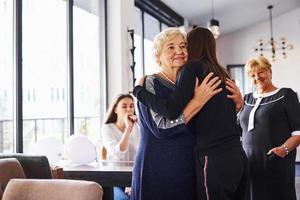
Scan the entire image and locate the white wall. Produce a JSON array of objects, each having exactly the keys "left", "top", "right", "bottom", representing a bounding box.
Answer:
[
  {"left": 218, "top": 7, "right": 300, "bottom": 94},
  {"left": 106, "top": 0, "right": 134, "bottom": 104}
]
